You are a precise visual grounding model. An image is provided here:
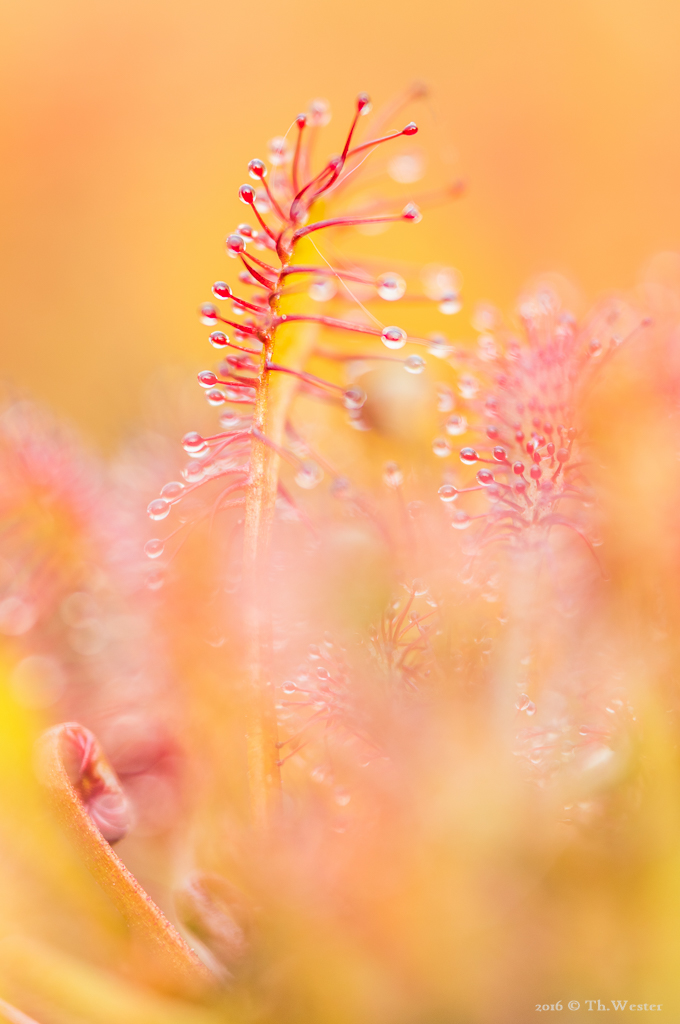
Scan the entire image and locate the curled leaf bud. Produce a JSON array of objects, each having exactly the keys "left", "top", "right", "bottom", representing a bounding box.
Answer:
[
  {"left": 39, "top": 723, "right": 130, "bottom": 844},
  {"left": 36, "top": 724, "right": 213, "bottom": 994}
]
